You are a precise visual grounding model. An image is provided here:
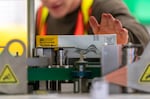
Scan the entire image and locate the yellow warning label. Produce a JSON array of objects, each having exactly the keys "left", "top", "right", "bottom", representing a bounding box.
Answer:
[
  {"left": 36, "top": 35, "right": 58, "bottom": 47},
  {"left": 139, "top": 64, "right": 150, "bottom": 83},
  {"left": 0, "top": 64, "right": 18, "bottom": 84}
]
